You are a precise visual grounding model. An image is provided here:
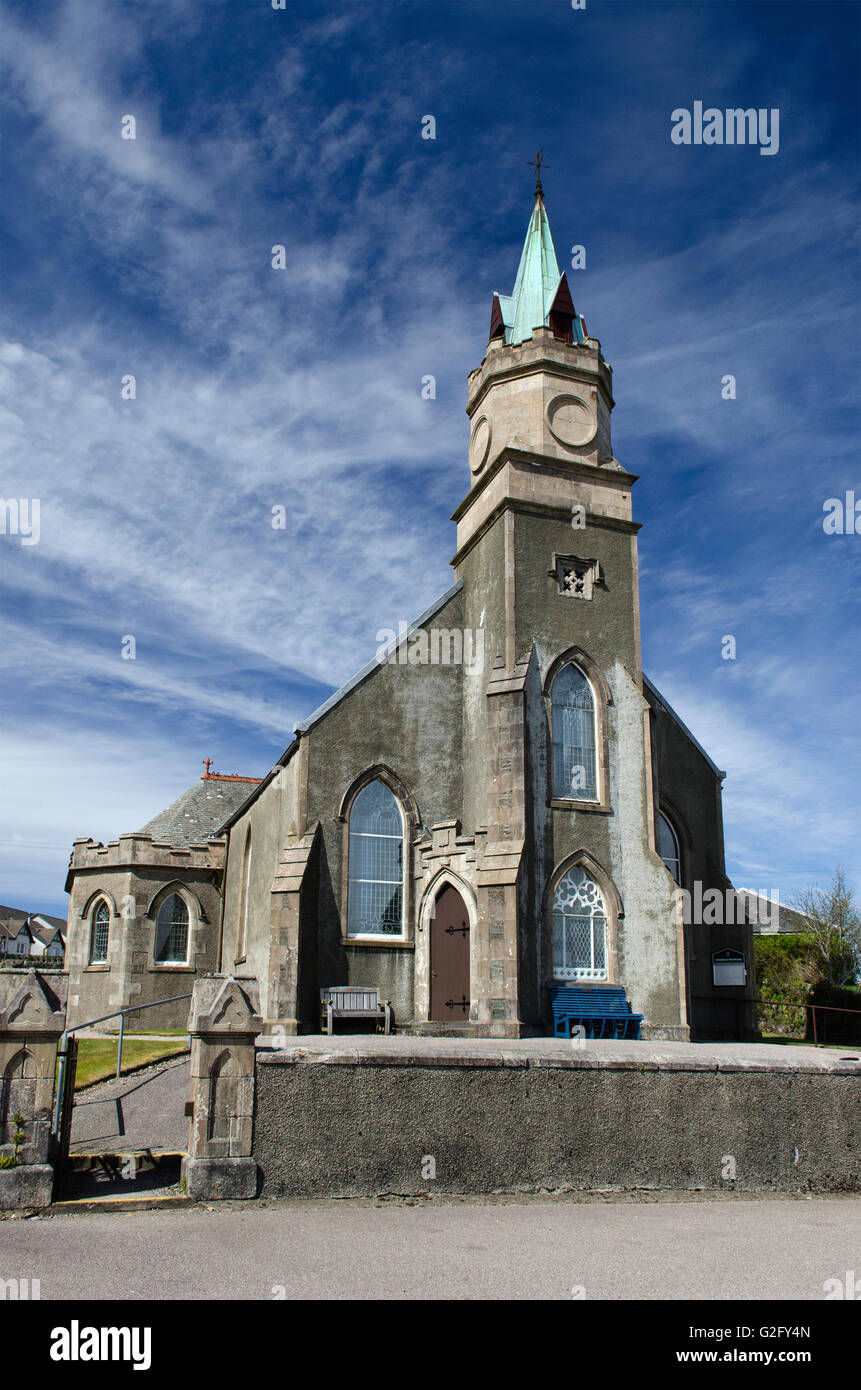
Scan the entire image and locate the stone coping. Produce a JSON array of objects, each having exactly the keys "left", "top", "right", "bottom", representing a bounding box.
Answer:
[{"left": 254, "top": 1034, "right": 861, "bottom": 1075}]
